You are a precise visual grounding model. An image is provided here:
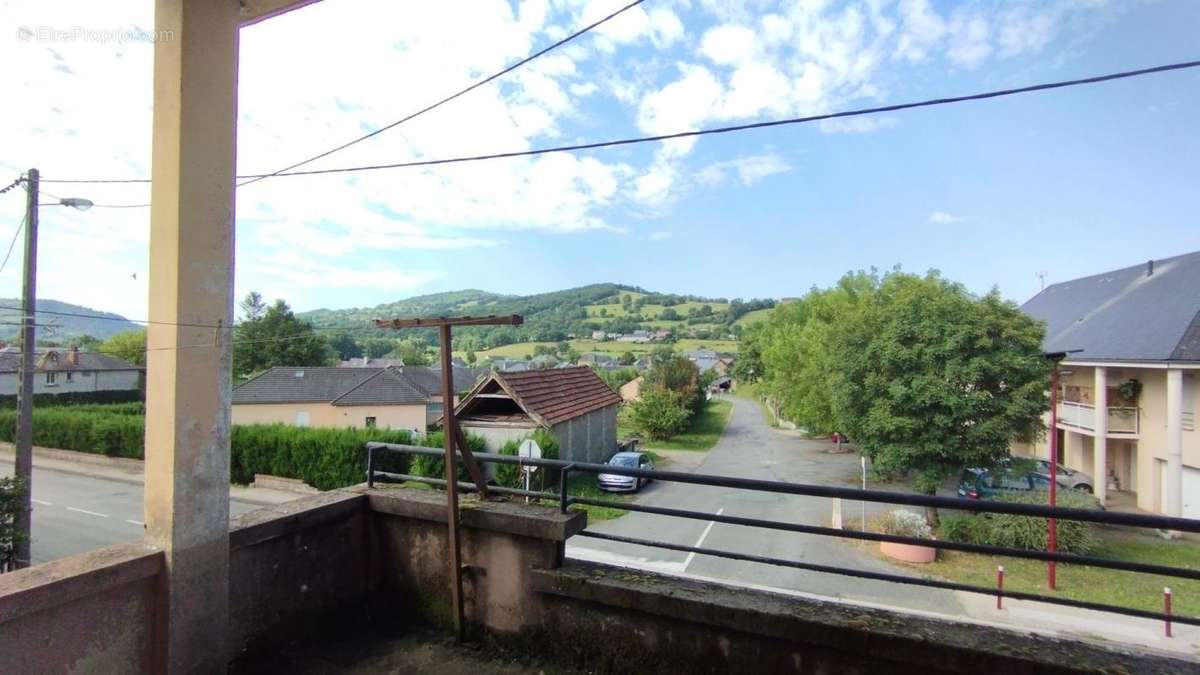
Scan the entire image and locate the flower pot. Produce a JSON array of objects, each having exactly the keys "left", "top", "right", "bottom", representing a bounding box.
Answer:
[{"left": 880, "top": 540, "right": 937, "bottom": 563}]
